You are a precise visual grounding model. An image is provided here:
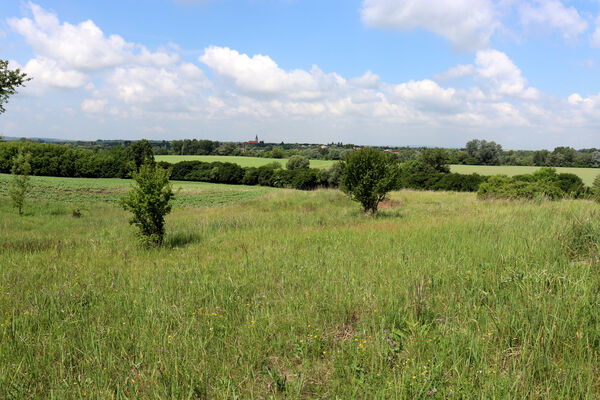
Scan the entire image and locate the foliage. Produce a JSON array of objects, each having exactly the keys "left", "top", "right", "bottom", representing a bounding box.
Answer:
[
  {"left": 0, "top": 59, "right": 31, "bottom": 114},
  {"left": 286, "top": 155, "right": 310, "bottom": 170},
  {"left": 341, "top": 148, "right": 398, "bottom": 214},
  {"left": 419, "top": 148, "right": 450, "bottom": 173},
  {"left": 8, "top": 148, "right": 31, "bottom": 215},
  {"left": 127, "top": 139, "right": 155, "bottom": 171},
  {"left": 120, "top": 163, "right": 174, "bottom": 247},
  {"left": 465, "top": 139, "right": 503, "bottom": 165},
  {"left": 477, "top": 168, "right": 586, "bottom": 200}
]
